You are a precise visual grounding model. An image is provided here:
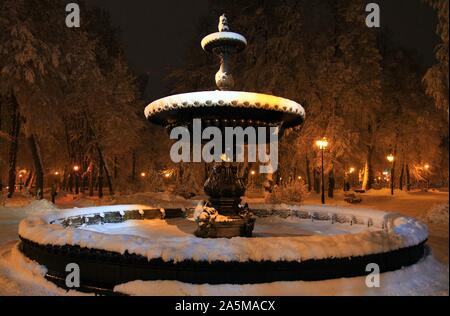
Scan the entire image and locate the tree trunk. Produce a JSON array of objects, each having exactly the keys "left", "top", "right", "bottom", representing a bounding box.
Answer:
[
  {"left": 88, "top": 164, "right": 95, "bottom": 197},
  {"left": 406, "top": 163, "right": 411, "bottom": 191},
  {"left": 95, "top": 144, "right": 113, "bottom": 195},
  {"left": 114, "top": 156, "right": 118, "bottom": 179},
  {"left": 399, "top": 163, "right": 405, "bottom": 191},
  {"left": 313, "top": 167, "right": 320, "bottom": 194},
  {"left": 362, "top": 146, "right": 374, "bottom": 190},
  {"left": 27, "top": 172, "right": 36, "bottom": 191},
  {"left": 98, "top": 158, "right": 104, "bottom": 198},
  {"left": 24, "top": 170, "right": 33, "bottom": 188},
  {"left": 0, "top": 95, "right": 3, "bottom": 192},
  {"left": 390, "top": 147, "right": 397, "bottom": 195},
  {"left": 7, "top": 94, "right": 20, "bottom": 199},
  {"left": 305, "top": 154, "right": 312, "bottom": 192},
  {"left": 328, "top": 166, "right": 335, "bottom": 198},
  {"left": 28, "top": 134, "right": 44, "bottom": 200},
  {"left": 131, "top": 151, "right": 136, "bottom": 183},
  {"left": 62, "top": 167, "right": 68, "bottom": 191}
]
